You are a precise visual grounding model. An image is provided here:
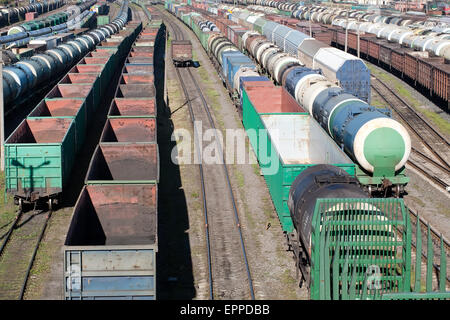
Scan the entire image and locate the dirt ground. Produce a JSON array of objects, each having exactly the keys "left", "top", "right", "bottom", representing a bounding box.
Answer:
[{"left": 163, "top": 13, "right": 308, "bottom": 300}]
